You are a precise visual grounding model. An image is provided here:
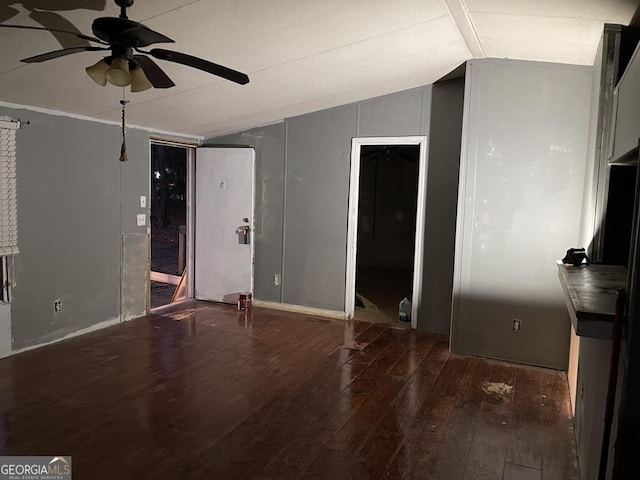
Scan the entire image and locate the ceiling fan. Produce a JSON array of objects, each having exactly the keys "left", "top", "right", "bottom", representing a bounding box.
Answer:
[{"left": 0, "top": 0, "right": 250, "bottom": 92}]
